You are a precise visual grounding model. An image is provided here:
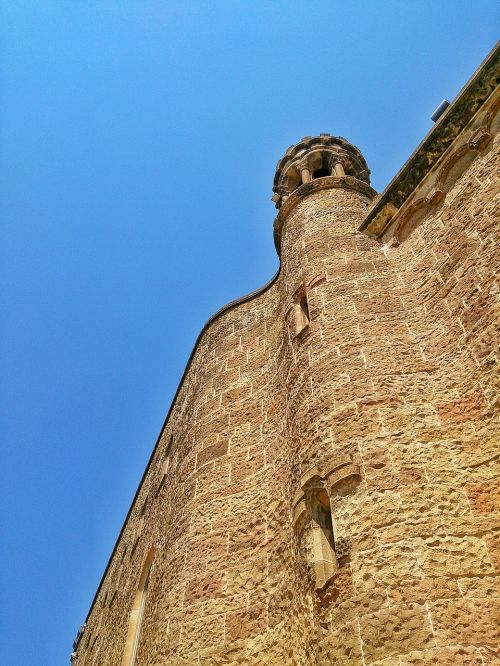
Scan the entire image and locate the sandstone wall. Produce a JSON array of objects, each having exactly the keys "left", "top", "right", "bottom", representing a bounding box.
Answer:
[{"left": 75, "top": 97, "right": 499, "bottom": 665}]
